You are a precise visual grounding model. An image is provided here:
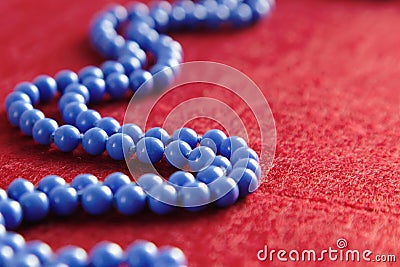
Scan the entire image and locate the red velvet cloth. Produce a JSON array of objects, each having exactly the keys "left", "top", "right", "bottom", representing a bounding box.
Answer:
[{"left": 0, "top": 0, "right": 399, "bottom": 266}]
